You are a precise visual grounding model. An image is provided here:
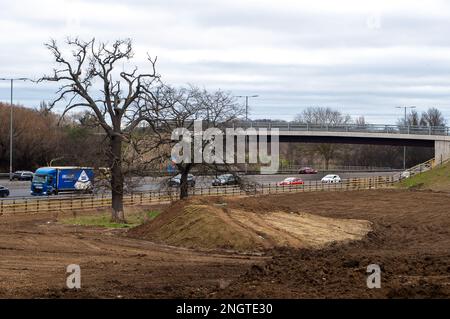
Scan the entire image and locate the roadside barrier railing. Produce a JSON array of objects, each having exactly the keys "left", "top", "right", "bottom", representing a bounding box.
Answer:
[
  {"left": 277, "top": 165, "right": 397, "bottom": 173},
  {"left": 162, "top": 120, "right": 450, "bottom": 136},
  {"left": 392, "top": 157, "right": 449, "bottom": 180}
]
